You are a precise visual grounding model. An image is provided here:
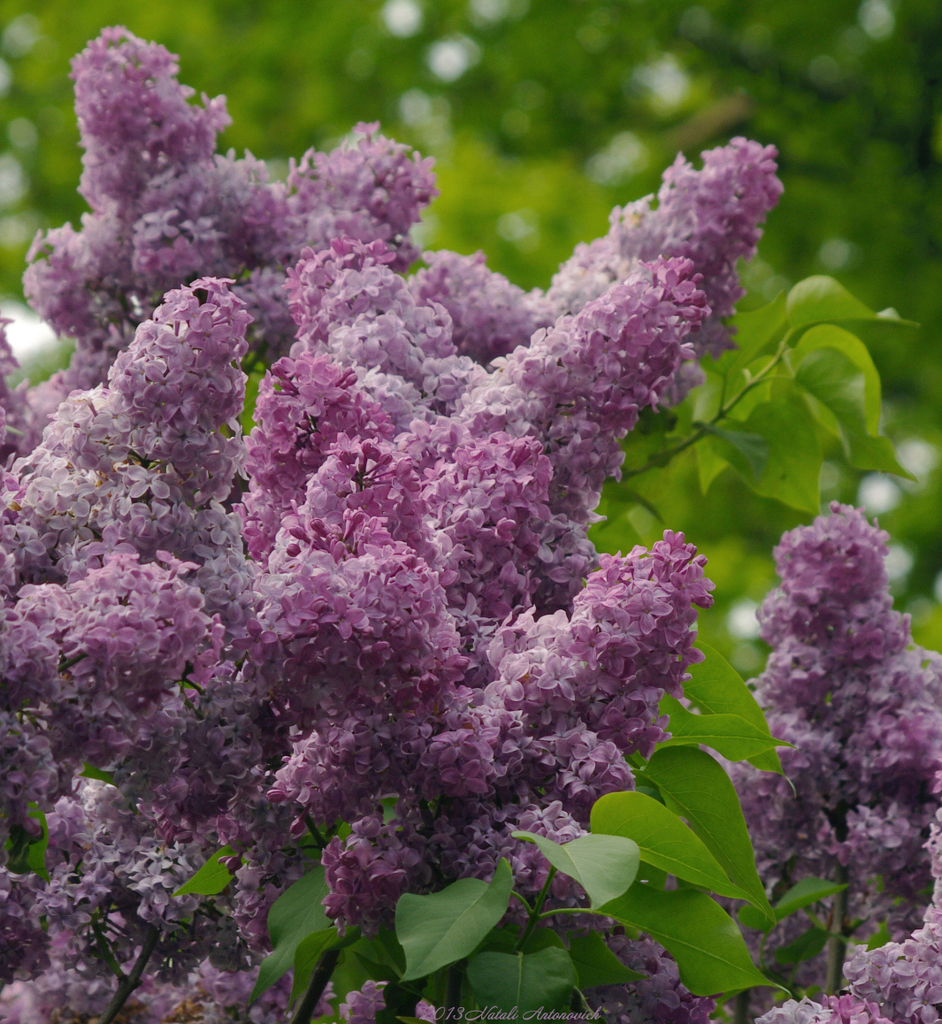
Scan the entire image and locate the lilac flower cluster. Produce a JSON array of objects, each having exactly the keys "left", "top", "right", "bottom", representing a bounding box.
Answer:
[
  {"left": 757, "top": 995, "right": 895, "bottom": 1024},
  {"left": 546, "top": 137, "right": 782, "bottom": 358},
  {"left": 20, "top": 27, "right": 436, "bottom": 444},
  {"left": 0, "top": 24, "right": 783, "bottom": 1023},
  {"left": 827, "top": 787, "right": 942, "bottom": 1024},
  {"left": 585, "top": 934, "right": 717, "bottom": 1024},
  {"left": 730, "top": 504, "right": 942, "bottom": 976}
]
